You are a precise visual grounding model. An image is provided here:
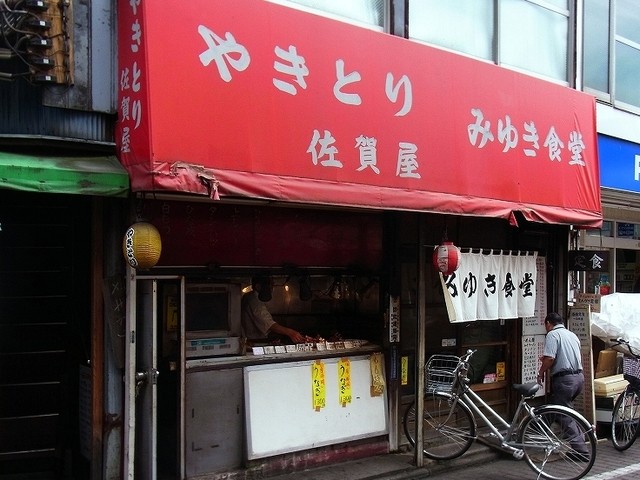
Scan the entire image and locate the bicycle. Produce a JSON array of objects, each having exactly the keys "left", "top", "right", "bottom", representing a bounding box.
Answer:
[
  {"left": 403, "top": 350, "right": 597, "bottom": 480},
  {"left": 609, "top": 337, "right": 640, "bottom": 451}
]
